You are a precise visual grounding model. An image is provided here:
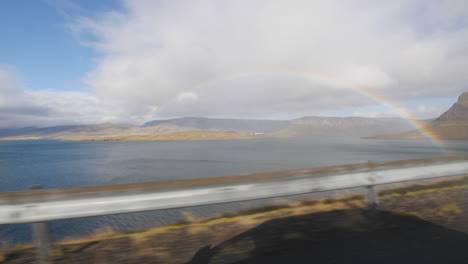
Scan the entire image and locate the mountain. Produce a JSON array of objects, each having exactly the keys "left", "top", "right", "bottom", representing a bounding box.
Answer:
[
  {"left": 73, "top": 130, "right": 265, "bottom": 141},
  {"left": 0, "top": 127, "right": 38, "bottom": 137},
  {"left": 142, "top": 117, "right": 291, "bottom": 133},
  {"left": 273, "top": 116, "right": 414, "bottom": 137},
  {"left": 368, "top": 92, "right": 468, "bottom": 139},
  {"left": 142, "top": 116, "right": 413, "bottom": 137},
  {"left": 434, "top": 92, "right": 468, "bottom": 123},
  {"left": 0, "top": 123, "right": 136, "bottom": 140},
  {"left": 0, "top": 116, "right": 417, "bottom": 141}
]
